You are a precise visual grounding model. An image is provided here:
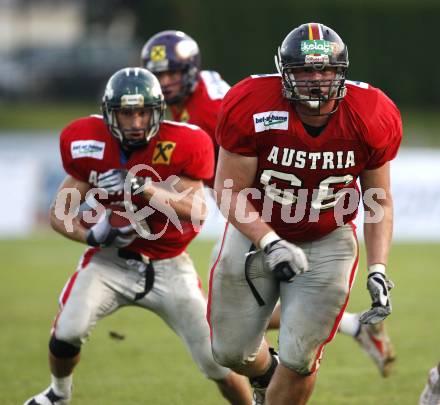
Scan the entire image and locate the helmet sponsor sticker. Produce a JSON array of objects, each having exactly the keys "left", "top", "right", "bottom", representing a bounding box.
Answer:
[
  {"left": 301, "top": 40, "right": 334, "bottom": 55},
  {"left": 150, "top": 45, "right": 166, "bottom": 61},
  {"left": 121, "top": 94, "right": 144, "bottom": 107},
  {"left": 147, "top": 59, "right": 169, "bottom": 71},
  {"left": 71, "top": 140, "right": 105, "bottom": 160},
  {"left": 253, "top": 111, "right": 289, "bottom": 133},
  {"left": 175, "top": 39, "right": 199, "bottom": 58},
  {"left": 305, "top": 54, "right": 329, "bottom": 65},
  {"left": 152, "top": 141, "right": 176, "bottom": 165}
]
